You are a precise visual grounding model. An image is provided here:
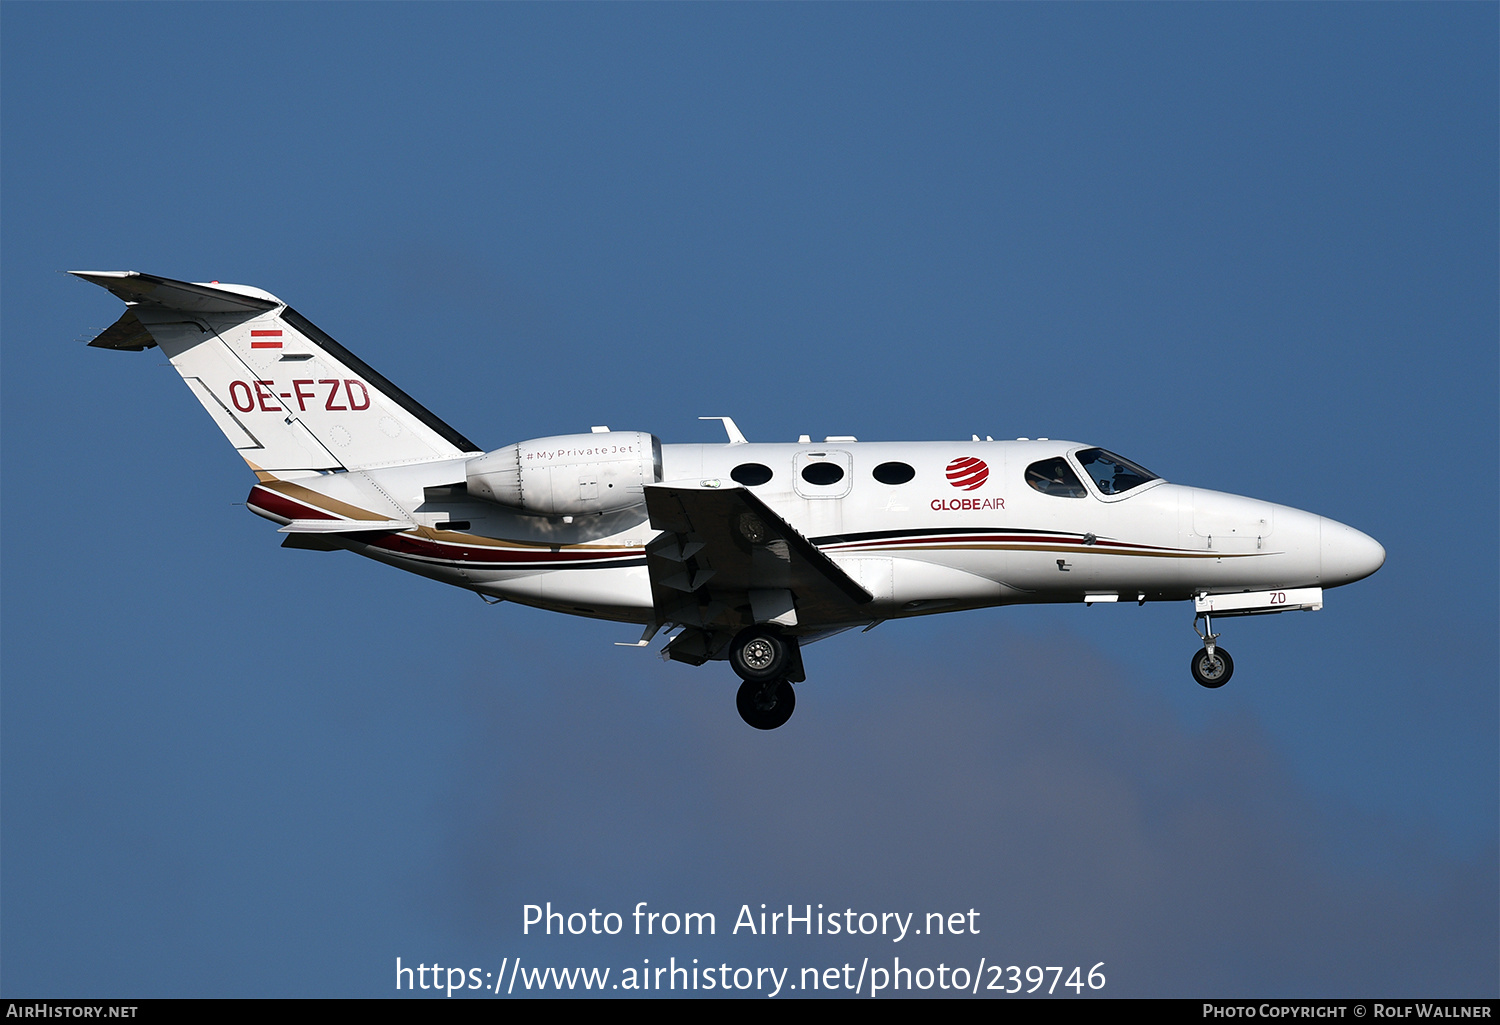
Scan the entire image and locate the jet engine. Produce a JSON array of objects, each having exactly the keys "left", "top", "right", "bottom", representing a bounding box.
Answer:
[{"left": 465, "top": 431, "right": 661, "bottom": 517}]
